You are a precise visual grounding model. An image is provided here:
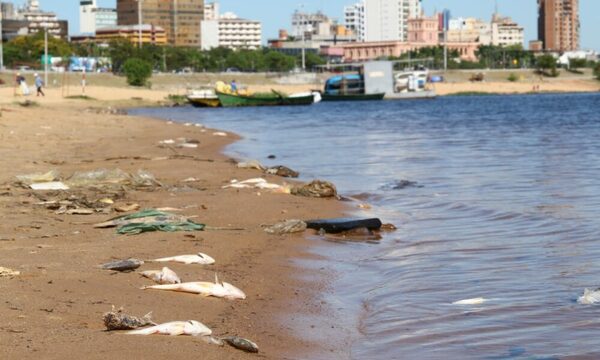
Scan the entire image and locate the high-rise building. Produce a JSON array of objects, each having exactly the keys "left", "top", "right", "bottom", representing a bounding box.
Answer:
[
  {"left": 347, "top": 0, "right": 421, "bottom": 42},
  {"left": 538, "top": 0, "right": 579, "bottom": 51},
  {"left": 4, "top": 0, "right": 69, "bottom": 40},
  {"left": 80, "top": 0, "right": 117, "bottom": 34},
  {"left": 491, "top": 14, "right": 524, "bottom": 47},
  {"left": 1, "top": 2, "right": 15, "bottom": 20},
  {"left": 201, "top": 7, "right": 262, "bottom": 51},
  {"left": 117, "top": 0, "right": 204, "bottom": 47}
]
